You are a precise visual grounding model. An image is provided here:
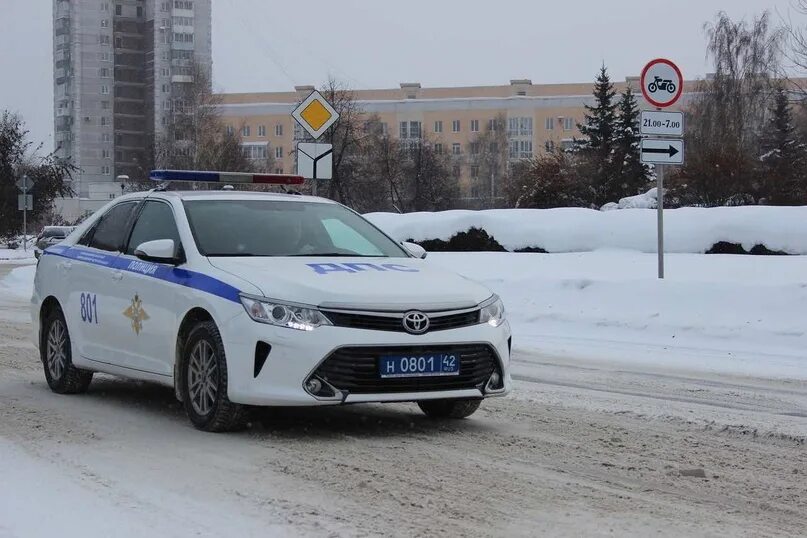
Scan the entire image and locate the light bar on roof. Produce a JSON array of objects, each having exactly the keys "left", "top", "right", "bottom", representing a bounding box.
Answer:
[{"left": 149, "top": 170, "right": 305, "bottom": 185}]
